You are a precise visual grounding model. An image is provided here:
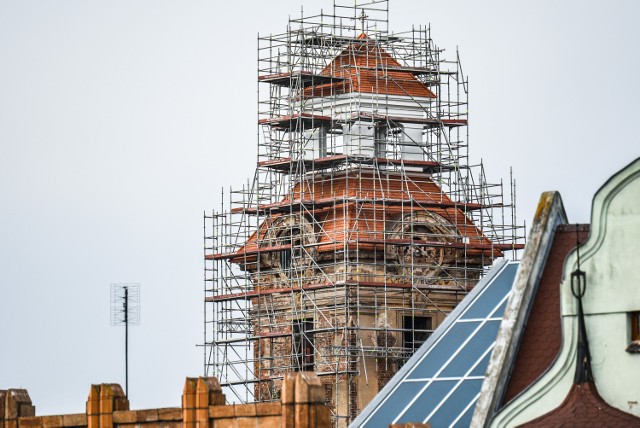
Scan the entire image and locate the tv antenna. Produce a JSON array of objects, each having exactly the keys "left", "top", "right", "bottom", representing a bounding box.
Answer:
[{"left": 110, "top": 283, "right": 140, "bottom": 398}]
